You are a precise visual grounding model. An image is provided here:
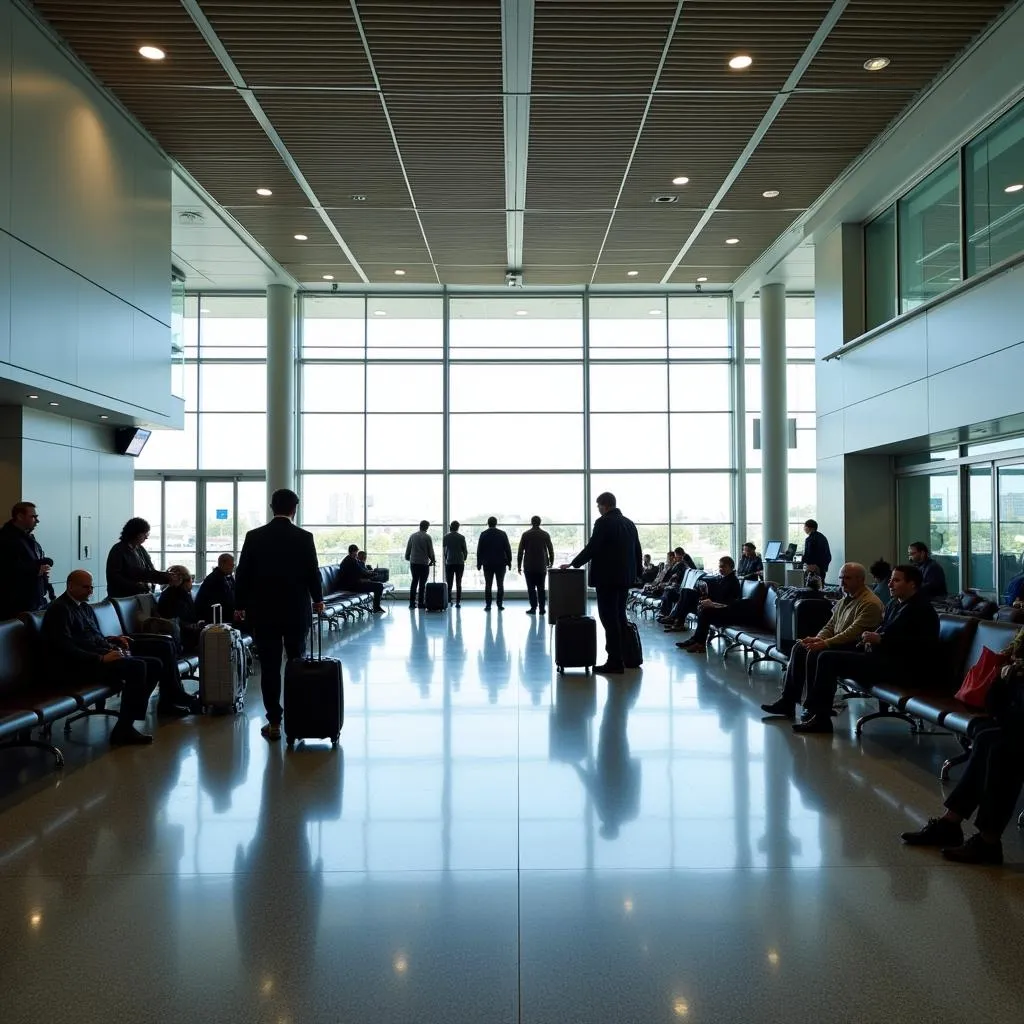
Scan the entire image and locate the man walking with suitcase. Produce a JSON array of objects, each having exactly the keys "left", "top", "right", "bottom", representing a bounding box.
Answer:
[
  {"left": 235, "top": 489, "right": 325, "bottom": 742},
  {"left": 563, "top": 492, "right": 642, "bottom": 674},
  {"left": 477, "top": 516, "right": 512, "bottom": 611}
]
